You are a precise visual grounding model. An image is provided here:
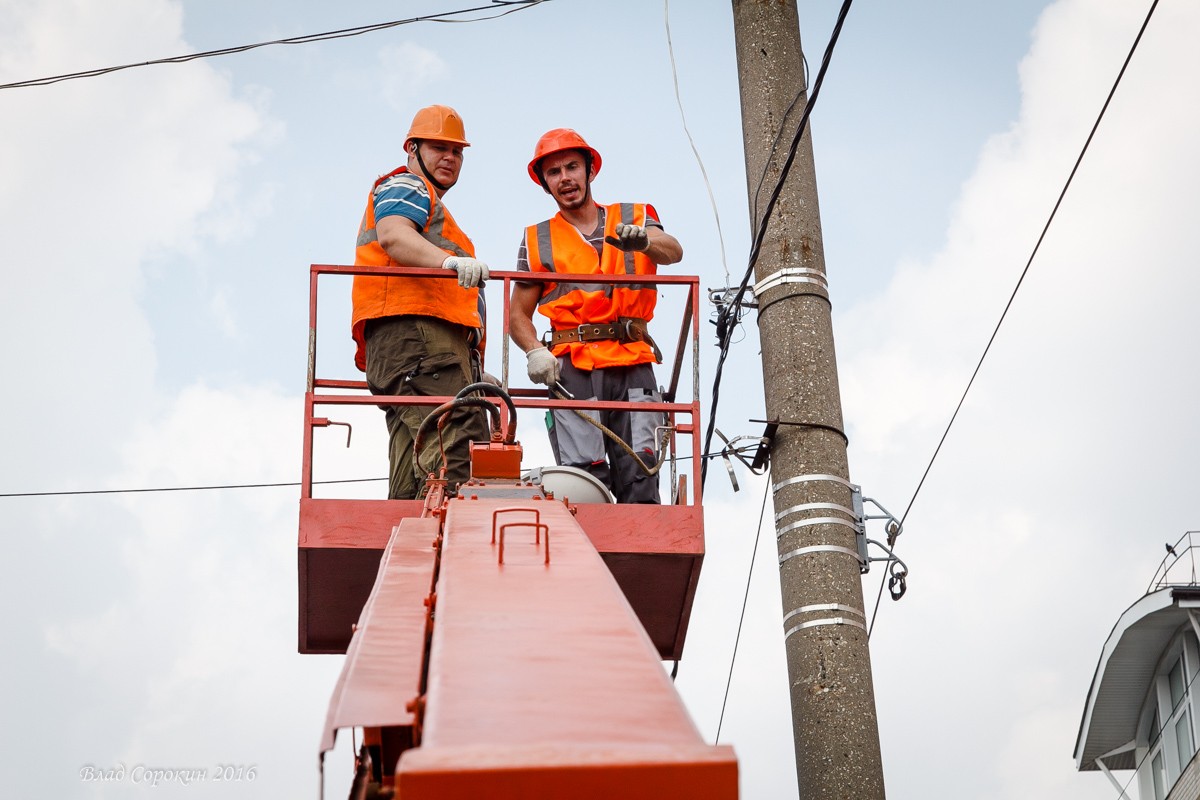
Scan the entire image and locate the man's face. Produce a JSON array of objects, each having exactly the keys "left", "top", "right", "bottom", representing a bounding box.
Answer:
[
  {"left": 410, "top": 140, "right": 464, "bottom": 188},
  {"left": 540, "top": 150, "right": 591, "bottom": 211}
]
